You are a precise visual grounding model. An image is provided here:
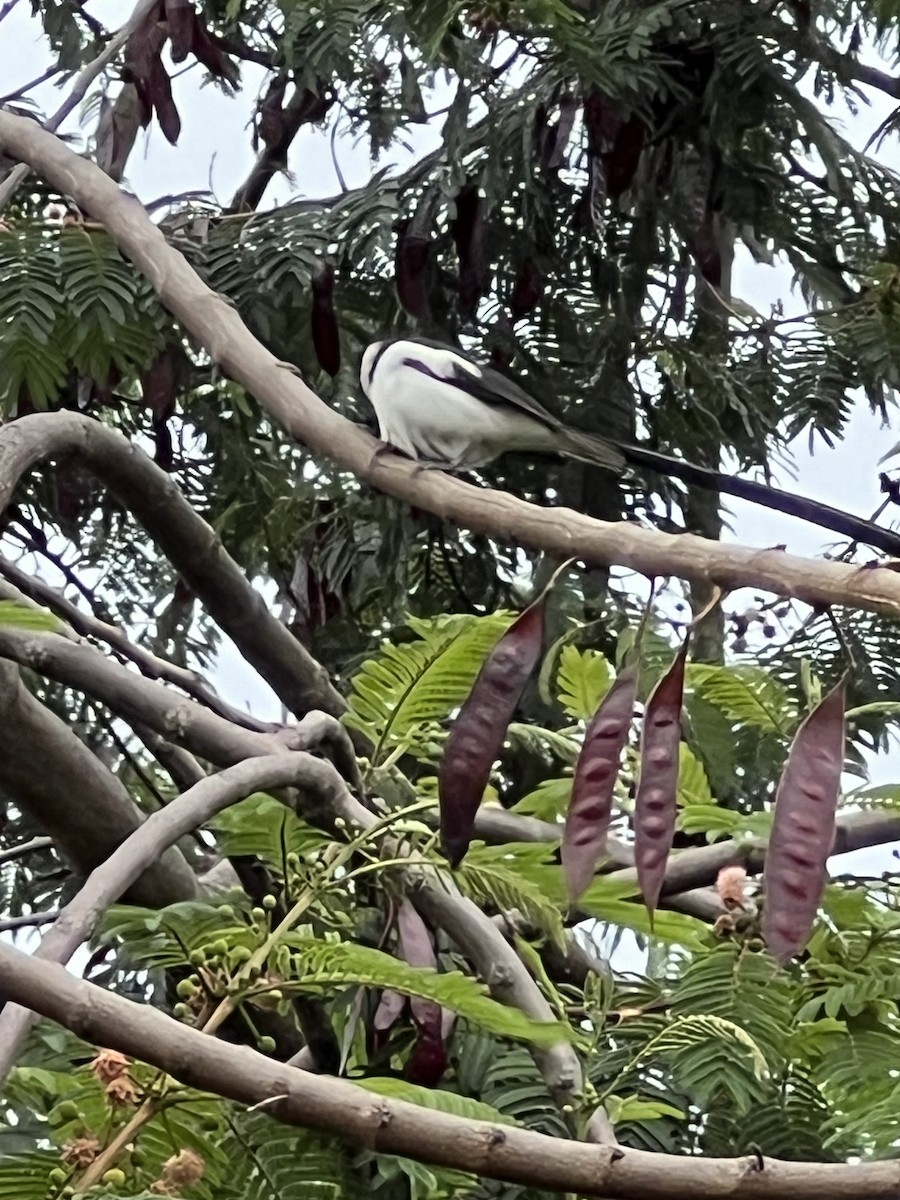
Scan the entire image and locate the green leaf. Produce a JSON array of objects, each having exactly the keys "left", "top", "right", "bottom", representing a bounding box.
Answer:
[
  {"left": 343, "top": 611, "right": 515, "bottom": 763},
  {"left": 606, "top": 1093, "right": 685, "bottom": 1124},
  {"left": 0, "top": 602, "right": 58, "bottom": 631},
  {"left": 556, "top": 644, "right": 612, "bottom": 720},
  {"left": 688, "top": 664, "right": 795, "bottom": 735},
  {"left": 677, "top": 744, "right": 713, "bottom": 806},
  {"left": 282, "top": 937, "right": 571, "bottom": 1047},
  {"left": 577, "top": 877, "right": 708, "bottom": 949},
  {"left": 357, "top": 1077, "right": 517, "bottom": 1124}
]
